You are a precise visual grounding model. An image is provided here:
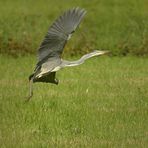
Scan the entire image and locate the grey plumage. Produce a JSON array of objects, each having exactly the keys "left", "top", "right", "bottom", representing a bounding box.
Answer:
[
  {"left": 37, "top": 7, "right": 86, "bottom": 63},
  {"left": 27, "top": 7, "right": 109, "bottom": 101}
]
